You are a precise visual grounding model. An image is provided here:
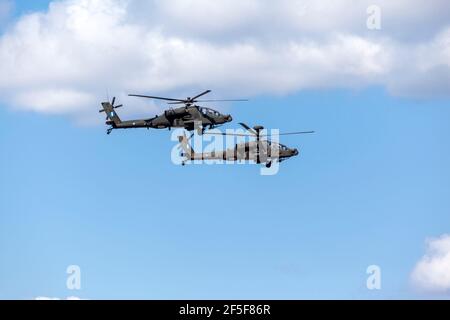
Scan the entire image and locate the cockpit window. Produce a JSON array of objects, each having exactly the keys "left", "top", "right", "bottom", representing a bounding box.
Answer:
[
  {"left": 269, "top": 141, "right": 289, "bottom": 150},
  {"left": 200, "top": 107, "right": 220, "bottom": 116}
]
